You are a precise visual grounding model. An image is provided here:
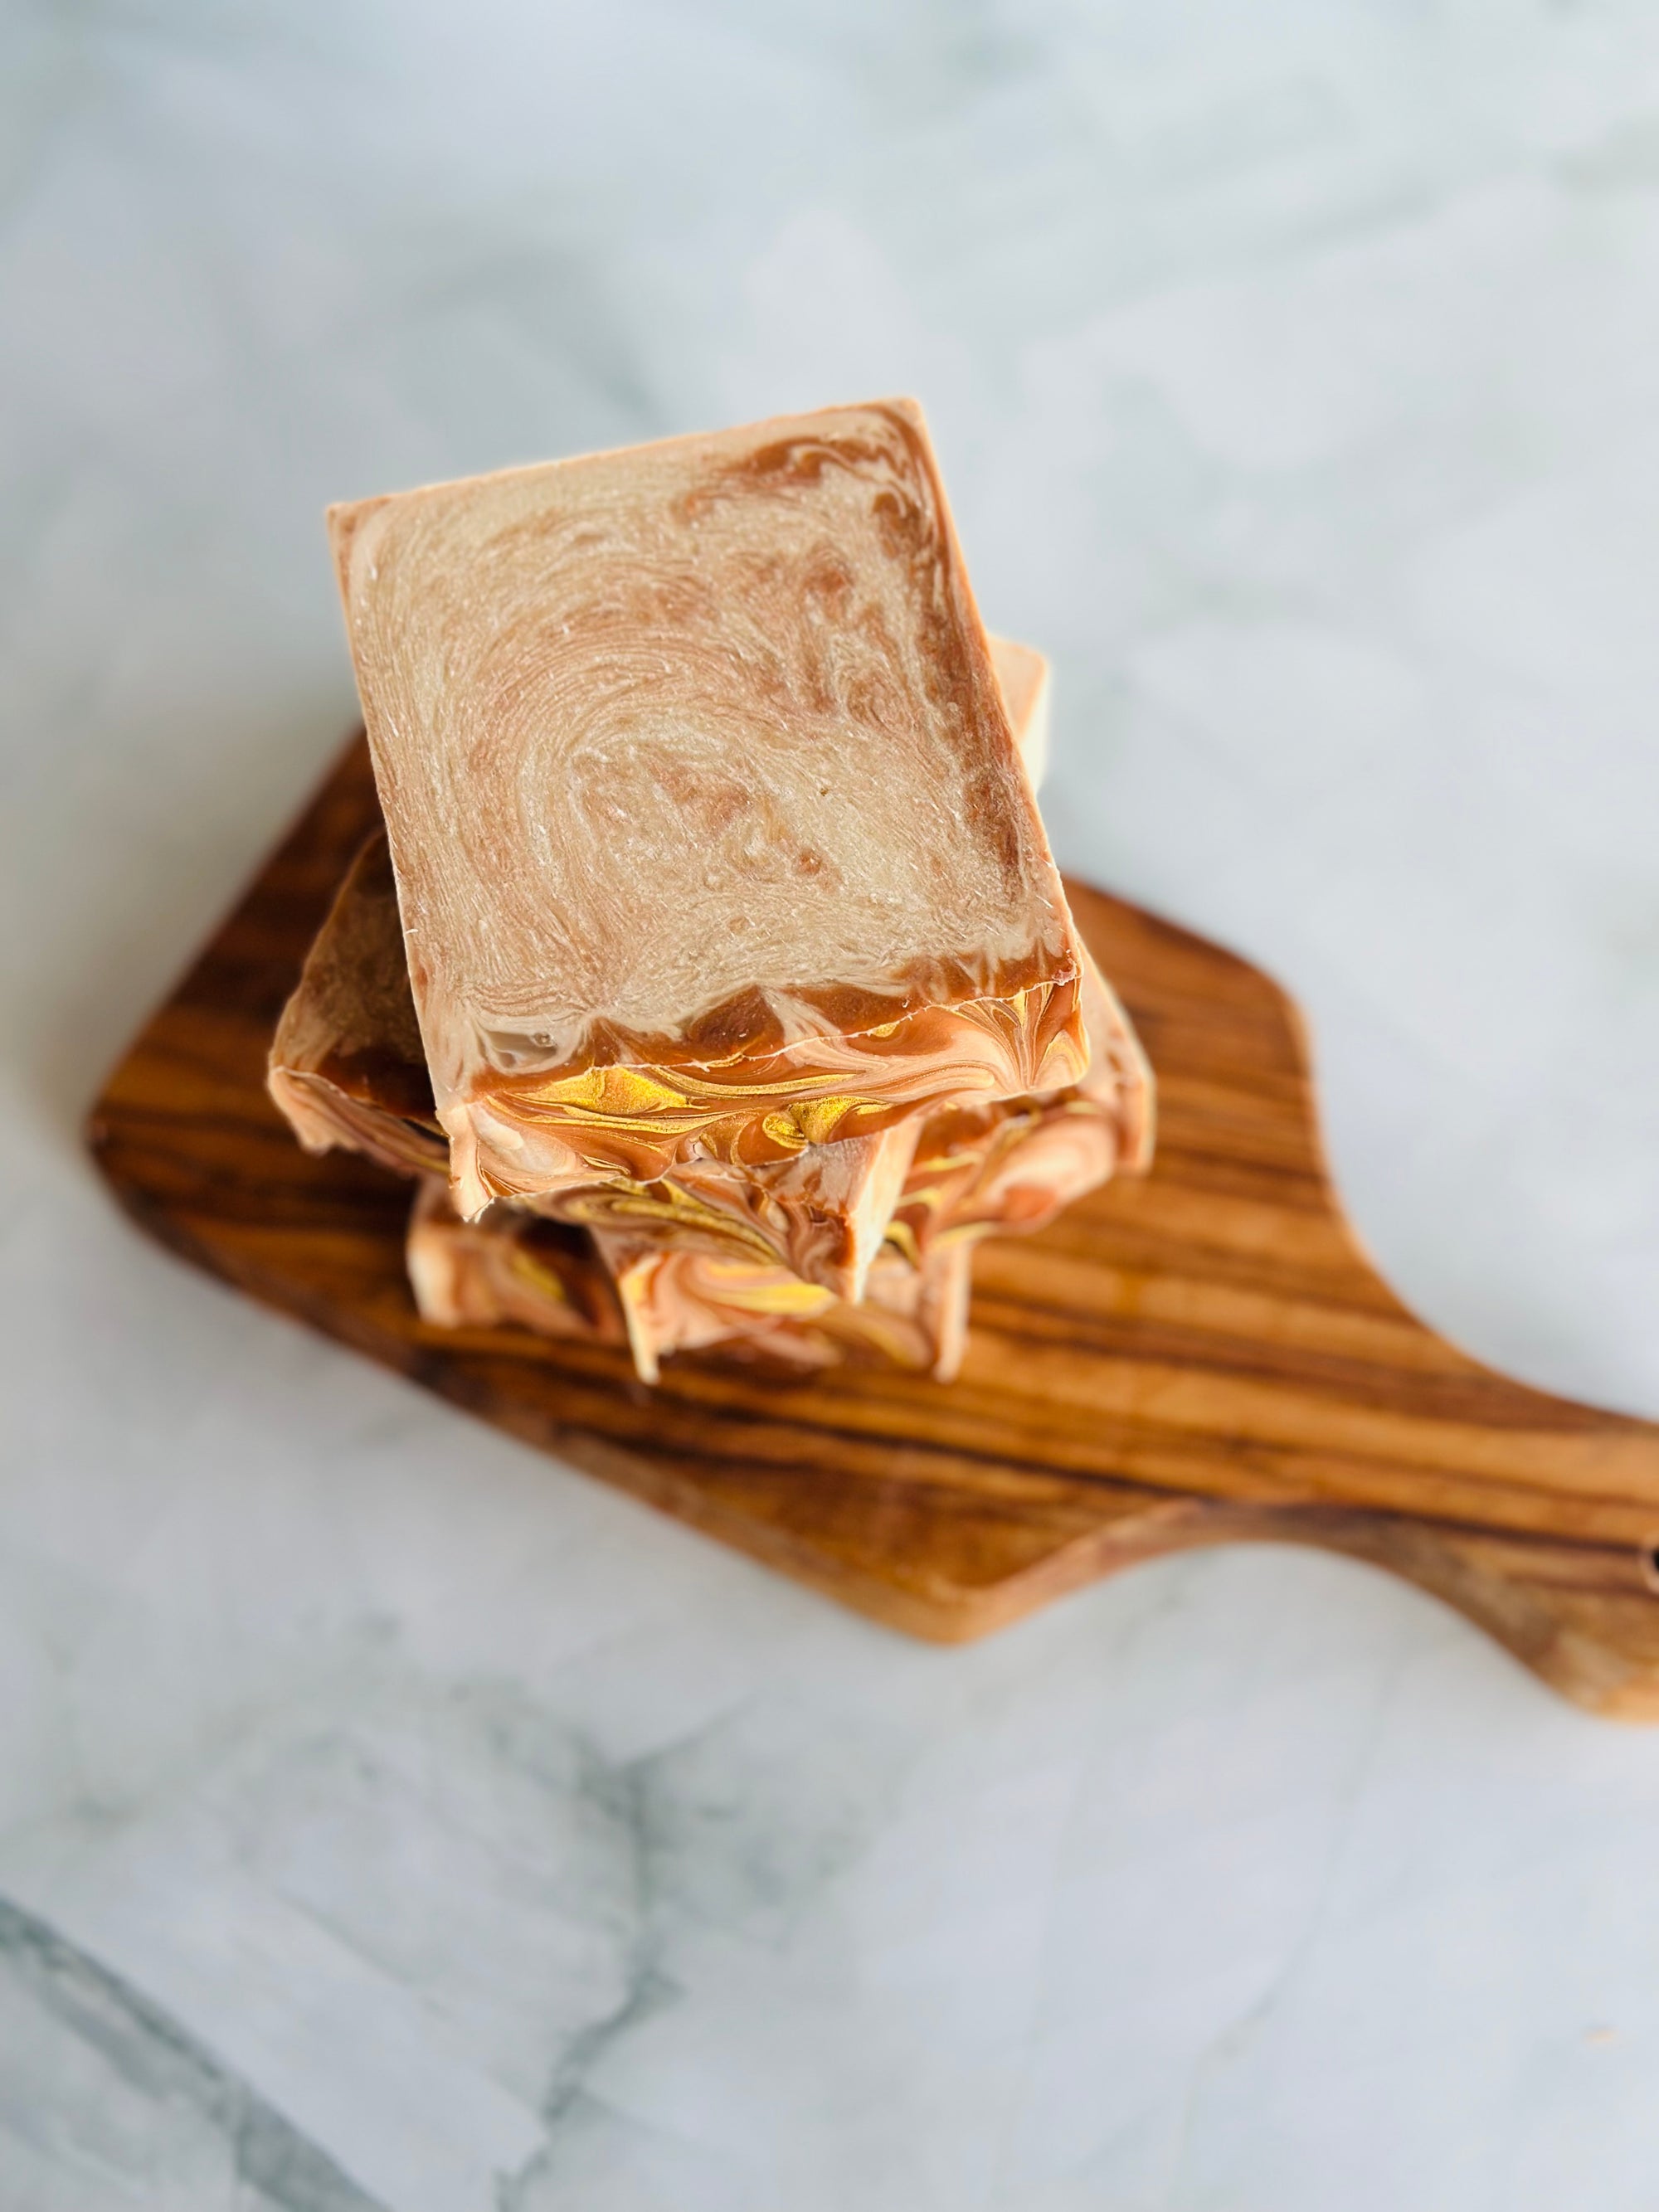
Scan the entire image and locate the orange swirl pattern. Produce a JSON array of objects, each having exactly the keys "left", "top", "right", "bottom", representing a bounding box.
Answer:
[{"left": 594, "top": 1233, "right": 971, "bottom": 1386}]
